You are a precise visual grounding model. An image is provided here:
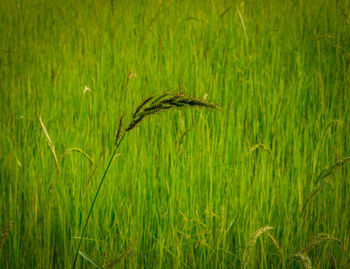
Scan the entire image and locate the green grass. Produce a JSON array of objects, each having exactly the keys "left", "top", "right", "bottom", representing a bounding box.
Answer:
[{"left": 1, "top": 0, "right": 349, "bottom": 268}]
